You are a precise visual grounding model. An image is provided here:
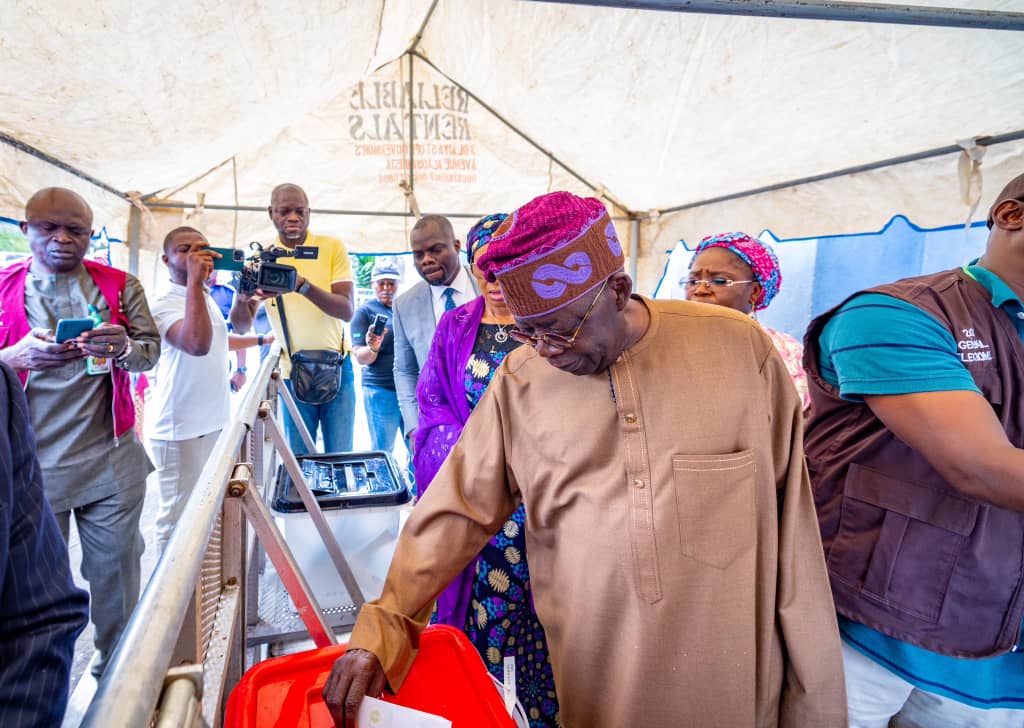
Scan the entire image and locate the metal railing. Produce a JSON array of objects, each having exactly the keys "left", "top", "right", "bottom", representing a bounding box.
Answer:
[{"left": 77, "top": 345, "right": 360, "bottom": 727}]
